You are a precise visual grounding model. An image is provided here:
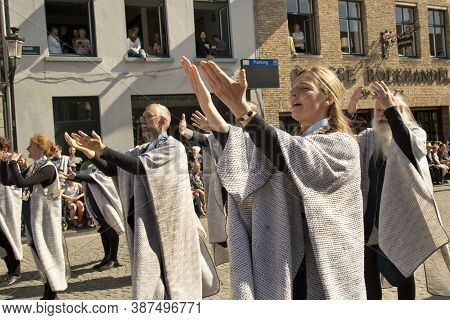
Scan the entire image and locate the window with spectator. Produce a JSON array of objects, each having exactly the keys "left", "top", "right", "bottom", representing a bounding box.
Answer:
[
  {"left": 396, "top": 5, "right": 417, "bottom": 57},
  {"left": 286, "top": 0, "right": 316, "bottom": 54},
  {"left": 428, "top": 9, "right": 447, "bottom": 58},
  {"left": 339, "top": 0, "right": 364, "bottom": 55},
  {"left": 194, "top": 0, "right": 232, "bottom": 58},
  {"left": 125, "top": 0, "right": 169, "bottom": 57},
  {"left": 45, "top": 0, "right": 96, "bottom": 56}
]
